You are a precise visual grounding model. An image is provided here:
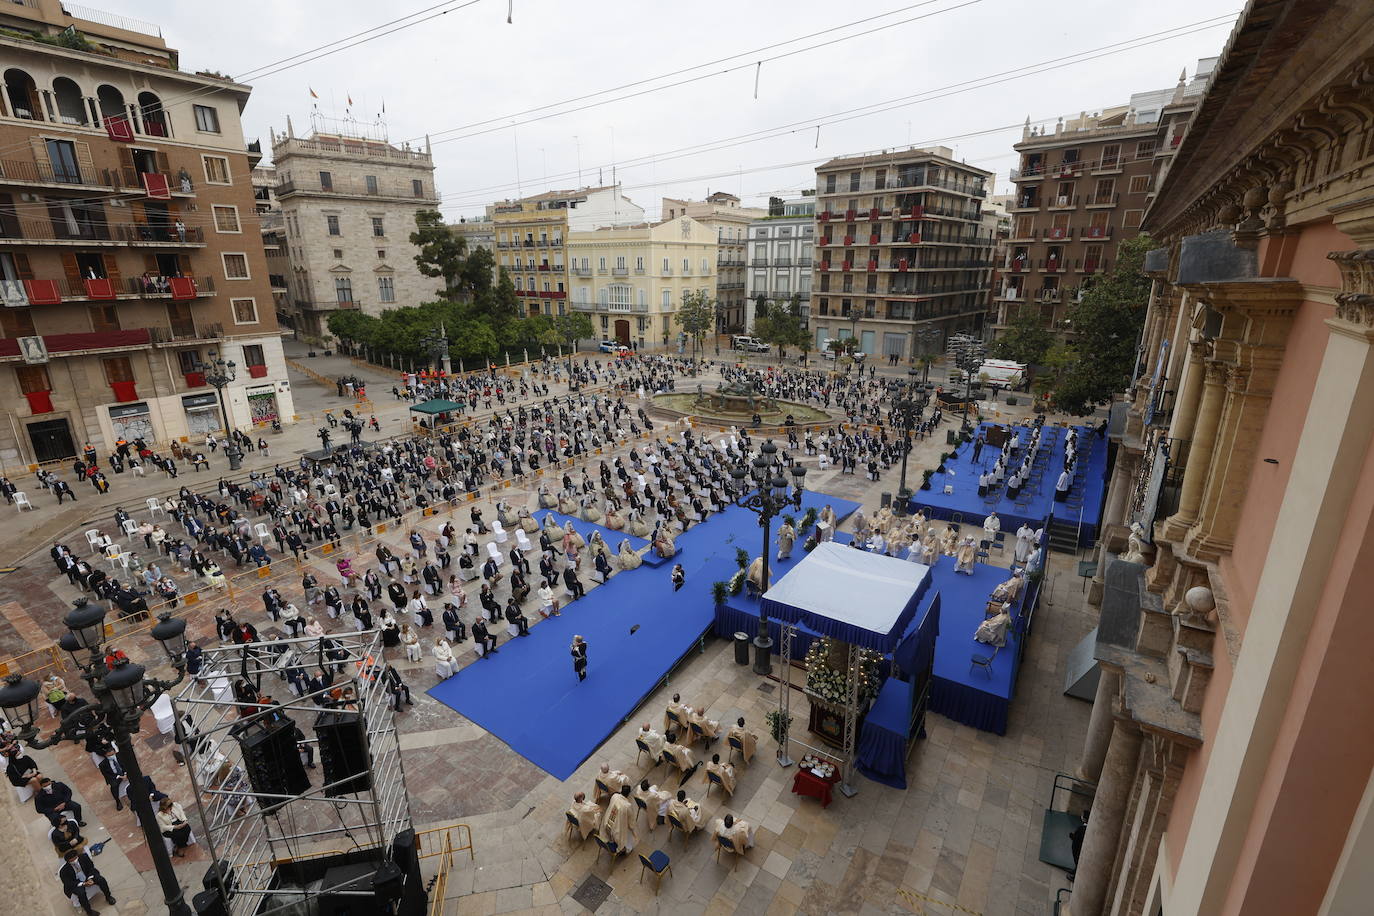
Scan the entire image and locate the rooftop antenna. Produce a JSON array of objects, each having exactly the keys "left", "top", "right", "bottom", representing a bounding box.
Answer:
[{"left": 511, "top": 121, "right": 522, "bottom": 199}]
